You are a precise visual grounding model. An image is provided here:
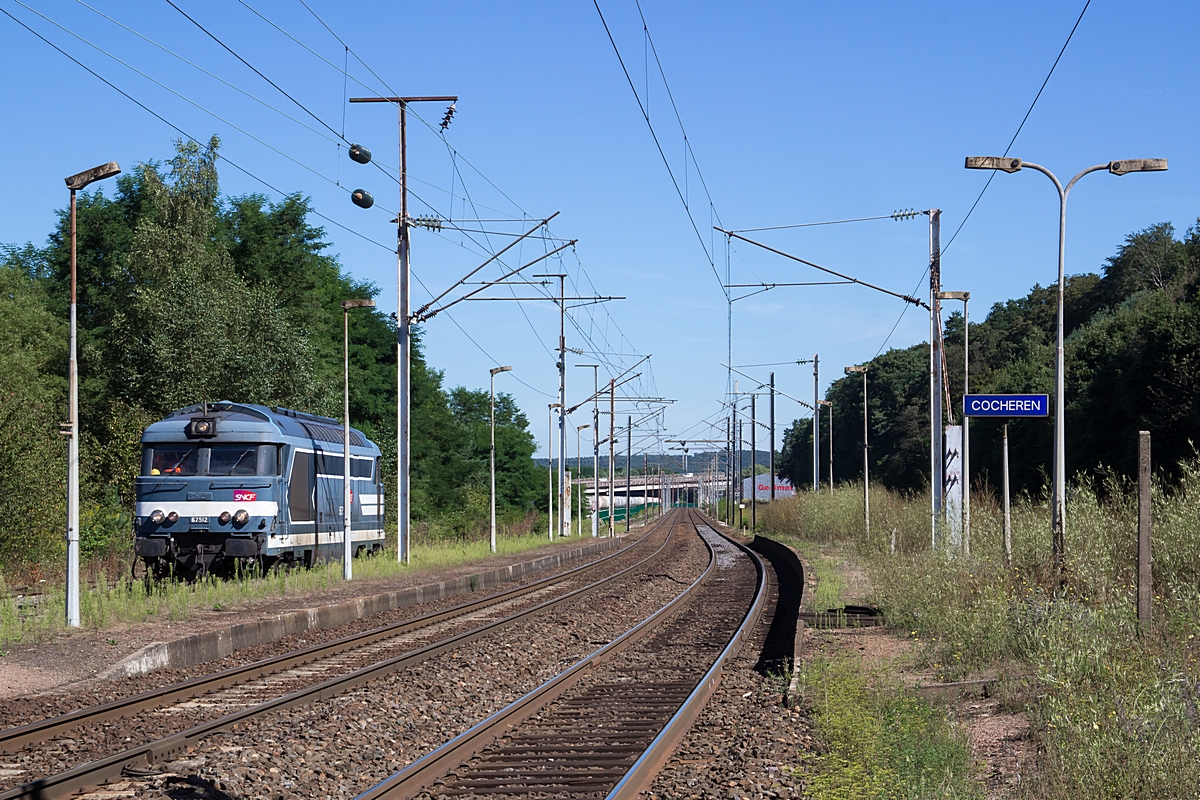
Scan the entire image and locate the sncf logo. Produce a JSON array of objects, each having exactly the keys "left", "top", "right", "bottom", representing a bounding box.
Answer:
[{"left": 234, "top": 491, "right": 257, "bottom": 502}]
